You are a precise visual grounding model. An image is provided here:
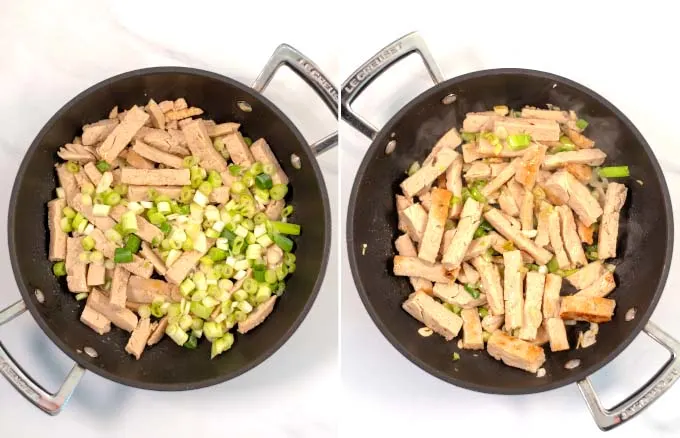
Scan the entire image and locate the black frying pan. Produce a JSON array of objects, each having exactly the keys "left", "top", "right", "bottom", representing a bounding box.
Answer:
[
  {"left": 342, "top": 32, "right": 680, "bottom": 431},
  {"left": 0, "top": 44, "right": 336, "bottom": 414}
]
